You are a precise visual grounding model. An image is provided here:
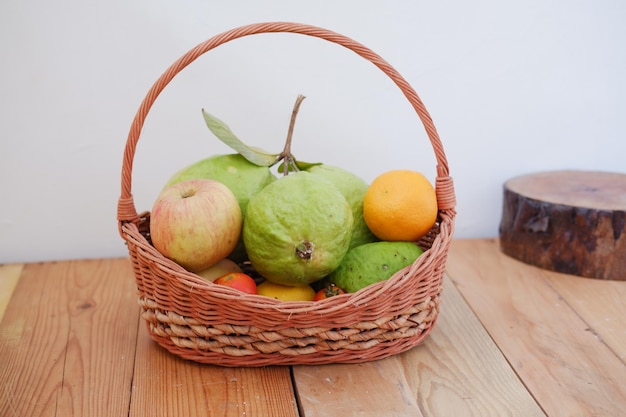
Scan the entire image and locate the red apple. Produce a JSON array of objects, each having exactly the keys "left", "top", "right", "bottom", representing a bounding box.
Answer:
[{"left": 150, "top": 179, "right": 242, "bottom": 272}]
